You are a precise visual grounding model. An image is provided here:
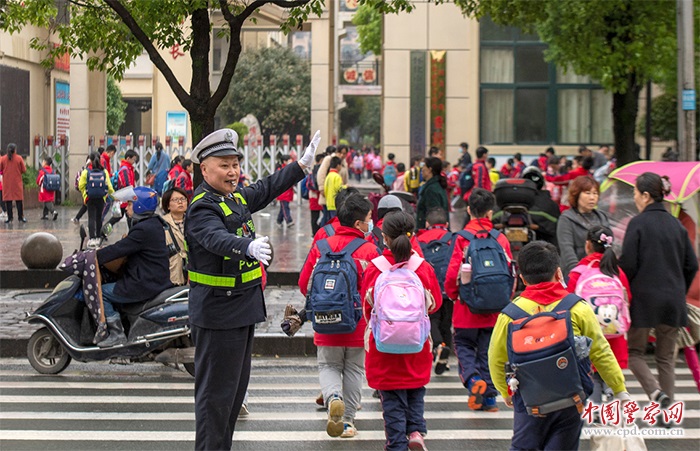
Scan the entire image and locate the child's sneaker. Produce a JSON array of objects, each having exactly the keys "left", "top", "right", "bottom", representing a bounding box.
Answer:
[
  {"left": 408, "top": 431, "right": 428, "bottom": 450},
  {"left": 326, "top": 395, "right": 345, "bottom": 437},
  {"left": 287, "top": 221, "right": 294, "bottom": 228},
  {"left": 467, "top": 376, "right": 487, "bottom": 411},
  {"left": 480, "top": 396, "right": 499, "bottom": 412},
  {"left": 340, "top": 422, "right": 357, "bottom": 438},
  {"left": 434, "top": 343, "right": 450, "bottom": 375}
]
